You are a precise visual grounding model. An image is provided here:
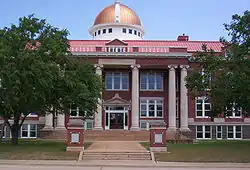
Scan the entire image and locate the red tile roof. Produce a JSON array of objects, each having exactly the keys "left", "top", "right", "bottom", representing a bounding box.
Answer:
[{"left": 69, "top": 40, "right": 223, "bottom": 53}]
